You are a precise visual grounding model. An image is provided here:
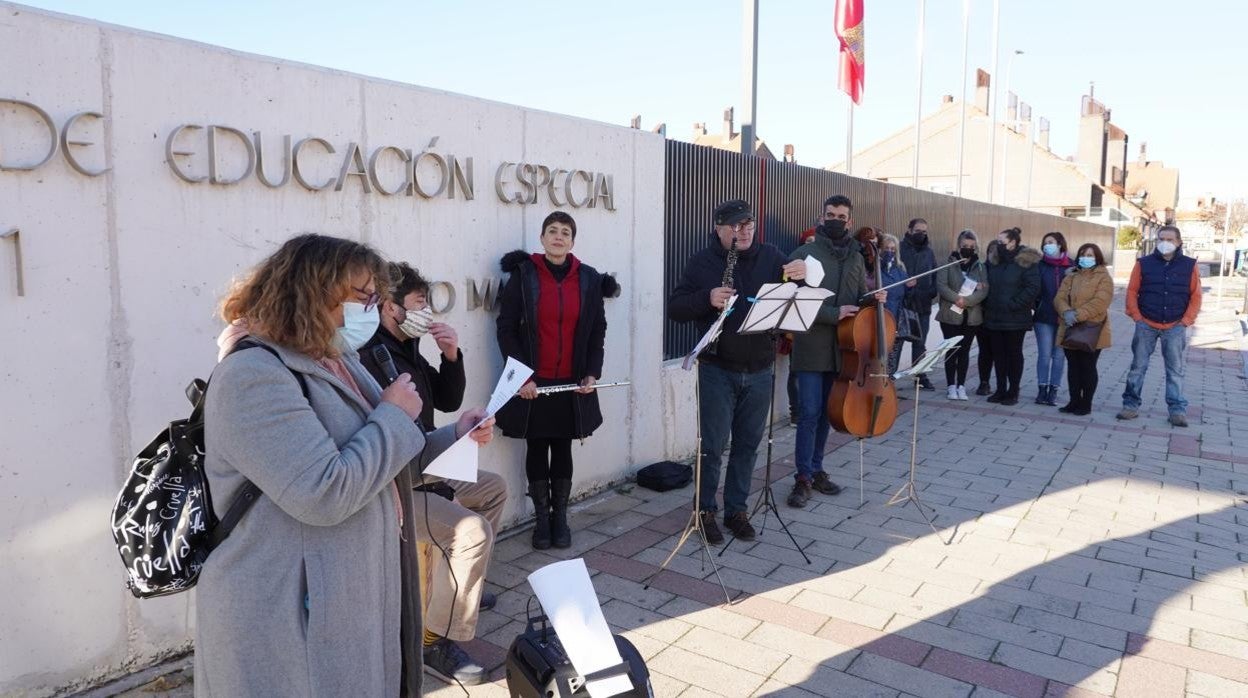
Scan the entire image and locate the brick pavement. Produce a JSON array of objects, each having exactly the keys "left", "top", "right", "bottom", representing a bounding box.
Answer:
[{"left": 424, "top": 287, "right": 1248, "bottom": 698}]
